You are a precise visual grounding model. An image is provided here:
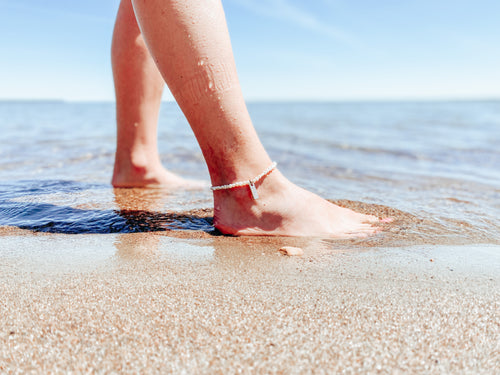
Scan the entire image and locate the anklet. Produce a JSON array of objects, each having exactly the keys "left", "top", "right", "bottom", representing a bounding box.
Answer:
[{"left": 210, "top": 162, "right": 277, "bottom": 200}]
